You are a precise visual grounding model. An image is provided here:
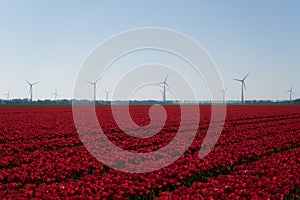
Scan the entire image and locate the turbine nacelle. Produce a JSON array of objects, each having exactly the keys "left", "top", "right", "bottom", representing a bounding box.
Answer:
[
  {"left": 86, "top": 78, "right": 100, "bottom": 86},
  {"left": 286, "top": 86, "right": 295, "bottom": 94},
  {"left": 220, "top": 88, "right": 228, "bottom": 94}
]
